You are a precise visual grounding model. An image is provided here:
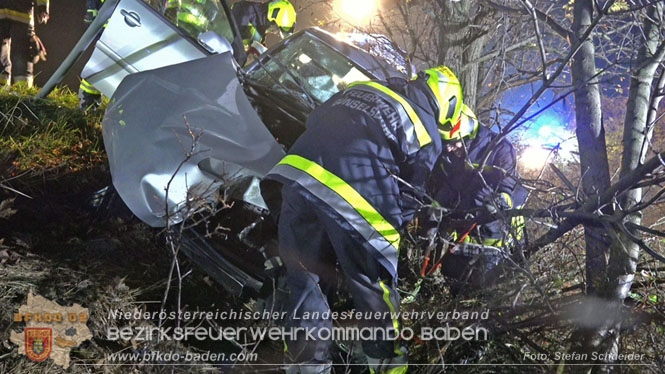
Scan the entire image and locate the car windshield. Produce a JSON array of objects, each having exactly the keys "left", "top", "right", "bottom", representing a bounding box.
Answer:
[
  {"left": 247, "top": 33, "right": 370, "bottom": 103},
  {"left": 143, "top": 0, "right": 235, "bottom": 43}
]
